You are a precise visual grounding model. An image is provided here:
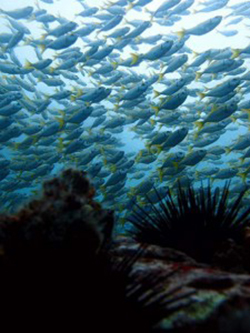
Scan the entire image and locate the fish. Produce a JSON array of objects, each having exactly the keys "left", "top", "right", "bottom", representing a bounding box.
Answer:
[
  {"left": 177, "top": 16, "right": 222, "bottom": 39},
  {"left": 143, "top": 40, "right": 173, "bottom": 61},
  {"left": 162, "top": 54, "right": 188, "bottom": 74},
  {"left": 39, "top": 34, "right": 78, "bottom": 52},
  {"left": 0, "top": 0, "right": 249, "bottom": 221},
  {"left": 161, "top": 127, "right": 189, "bottom": 150},
  {"left": 124, "top": 21, "right": 152, "bottom": 39},
  {"left": 42, "top": 21, "right": 78, "bottom": 38},
  {"left": 195, "top": 101, "right": 238, "bottom": 130},
  {"left": 0, "top": 6, "right": 33, "bottom": 20},
  {"left": 153, "top": 0, "right": 182, "bottom": 17},
  {"left": 197, "top": 78, "right": 241, "bottom": 99},
  {"left": 98, "top": 15, "right": 123, "bottom": 33},
  {"left": 153, "top": 89, "right": 188, "bottom": 114}
]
